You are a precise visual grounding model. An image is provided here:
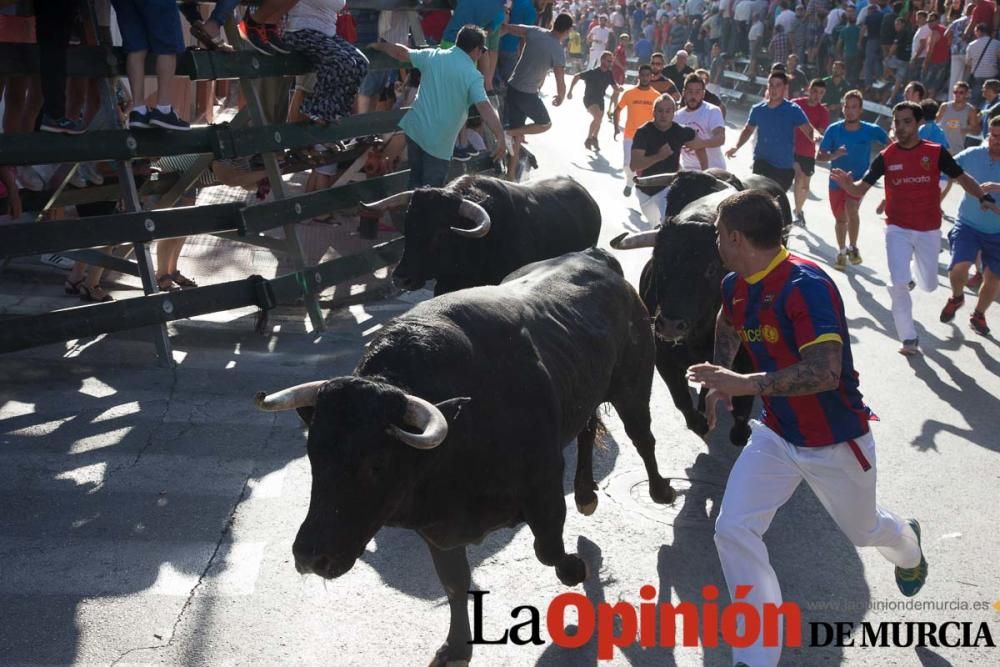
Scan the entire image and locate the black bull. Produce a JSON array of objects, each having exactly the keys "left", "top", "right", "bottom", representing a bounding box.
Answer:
[
  {"left": 361, "top": 174, "right": 601, "bottom": 295},
  {"left": 612, "top": 170, "right": 793, "bottom": 446},
  {"left": 255, "top": 249, "right": 673, "bottom": 665}
]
